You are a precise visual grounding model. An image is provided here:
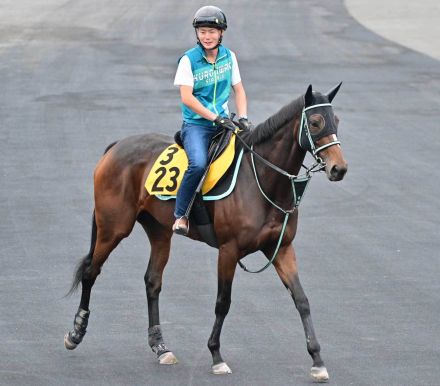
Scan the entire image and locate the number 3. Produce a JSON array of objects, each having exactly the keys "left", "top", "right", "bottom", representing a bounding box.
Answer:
[{"left": 160, "top": 146, "right": 179, "bottom": 166}]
